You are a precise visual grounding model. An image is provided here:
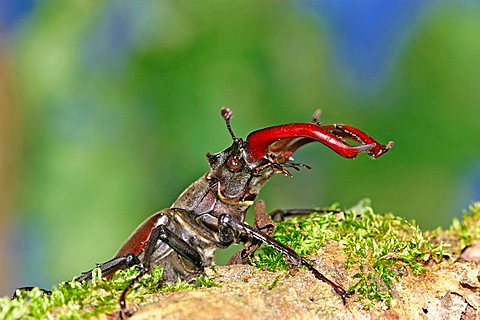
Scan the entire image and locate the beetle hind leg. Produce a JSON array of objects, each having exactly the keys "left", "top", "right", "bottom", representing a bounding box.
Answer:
[
  {"left": 75, "top": 254, "right": 142, "bottom": 282},
  {"left": 11, "top": 287, "right": 52, "bottom": 299}
]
